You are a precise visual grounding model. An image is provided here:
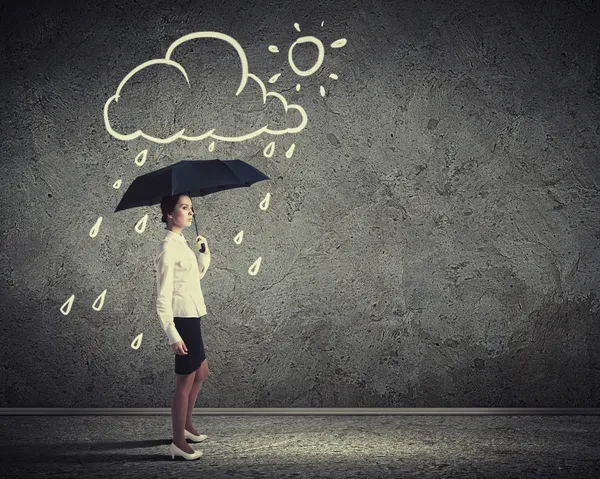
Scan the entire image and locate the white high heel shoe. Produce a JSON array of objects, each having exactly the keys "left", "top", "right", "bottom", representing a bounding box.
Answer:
[
  {"left": 169, "top": 442, "right": 203, "bottom": 460},
  {"left": 185, "top": 429, "right": 208, "bottom": 442}
]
